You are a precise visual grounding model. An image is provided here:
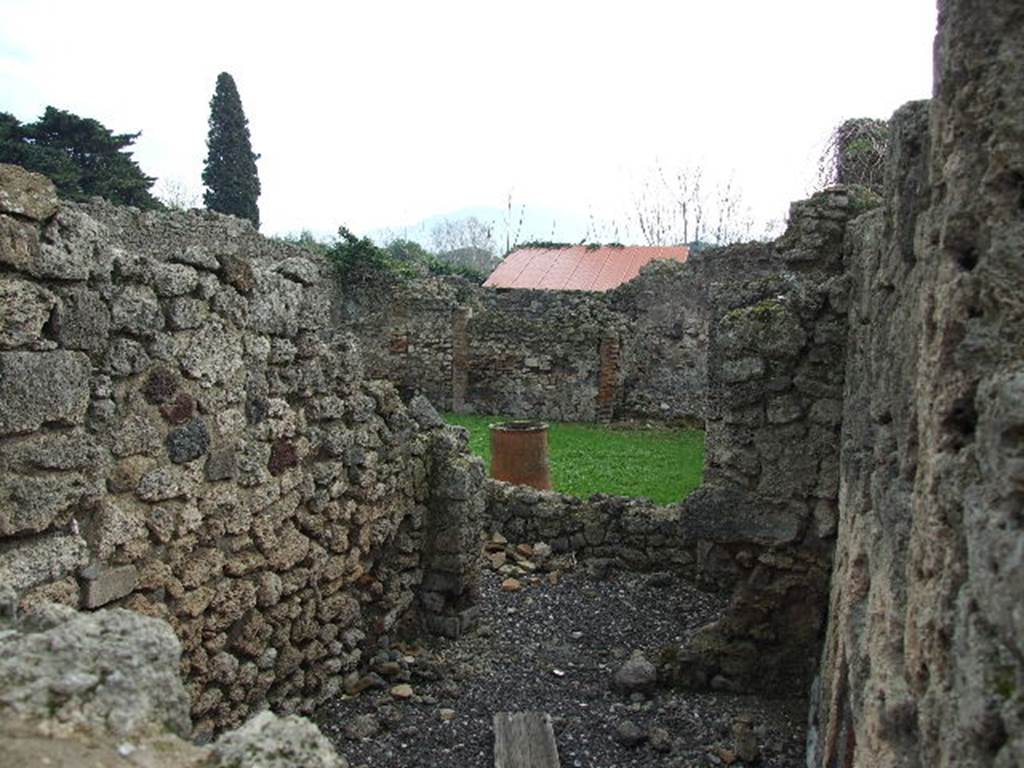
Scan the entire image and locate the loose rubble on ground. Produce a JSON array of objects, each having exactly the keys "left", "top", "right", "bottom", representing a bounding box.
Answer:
[{"left": 314, "top": 535, "right": 808, "bottom": 767}]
